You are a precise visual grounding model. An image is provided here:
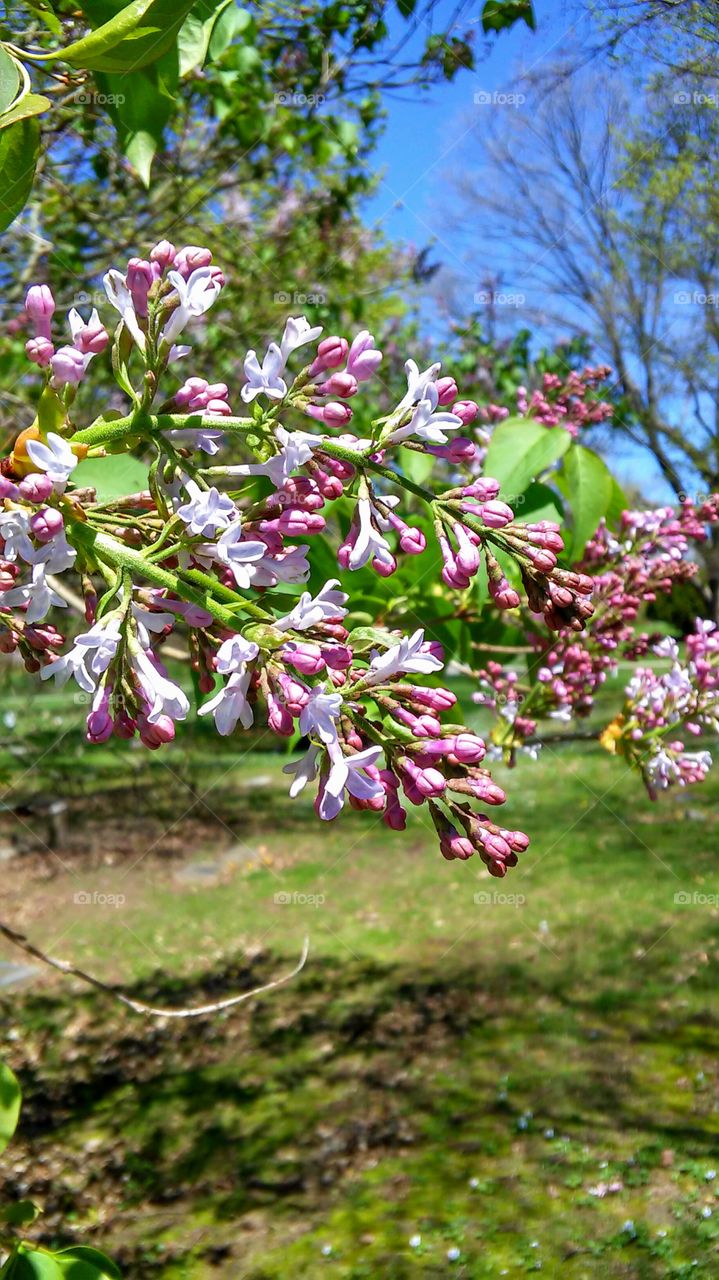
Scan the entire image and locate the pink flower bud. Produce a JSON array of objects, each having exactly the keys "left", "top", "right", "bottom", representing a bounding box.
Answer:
[
  {"left": 479, "top": 500, "right": 514, "bottom": 528},
  {"left": 0, "top": 478, "right": 19, "bottom": 500},
  {"left": 451, "top": 733, "right": 486, "bottom": 764},
  {"left": 440, "top": 833, "right": 474, "bottom": 861},
  {"left": 86, "top": 706, "right": 113, "bottom": 743},
  {"left": 309, "top": 336, "right": 349, "bottom": 376},
  {"left": 50, "top": 345, "right": 86, "bottom": 386},
  {"left": 126, "top": 258, "right": 155, "bottom": 318},
  {"left": 73, "top": 316, "right": 109, "bottom": 356},
  {"left": 30, "top": 506, "right": 64, "bottom": 543},
  {"left": 25, "top": 285, "right": 55, "bottom": 339},
  {"left": 452, "top": 399, "right": 479, "bottom": 424},
  {"left": 25, "top": 336, "right": 54, "bottom": 367},
  {"left": 173, "top": 245, "right": 213, "bottom": 276},
  {"left": 462, "top": 478, "right": 501, "bottom": 501},
  {"left": 18, "top": 473, "right": 53, "bottom": 503},
  {"left": 150, "top": 240, "right": 177, "bottom": 270},
  {"left": 317, "top": 371, "right": 358, "bottom": 398},
  {"left": 346, "top": 330, "right": 382, "bottom": 382},
  {"left": 282, "top": 641, "right": 326, "bottom": 675},
  {"left": 399, "top": 525, "right": 426, "bottom": 555},
  {"left": 427, "top": 437, "right": 476, "bottom": 461},
  {"left": 267, "top": 692, "right": 294, "bottom": 735},
  {"left": 319, "top": 401, "right": 353, "bottom": 427},
  {"left": 435, "top": 376, "right": 458, "bottom": 405}
]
